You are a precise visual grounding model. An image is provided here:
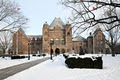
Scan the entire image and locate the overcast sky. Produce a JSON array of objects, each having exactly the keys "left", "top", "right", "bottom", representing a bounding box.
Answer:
[
  {"left": 18, "top": 0, "right": 69, "bottom": 35},
  {"left": 17, "top": 0, "right": 90, "bottom": 38}
]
